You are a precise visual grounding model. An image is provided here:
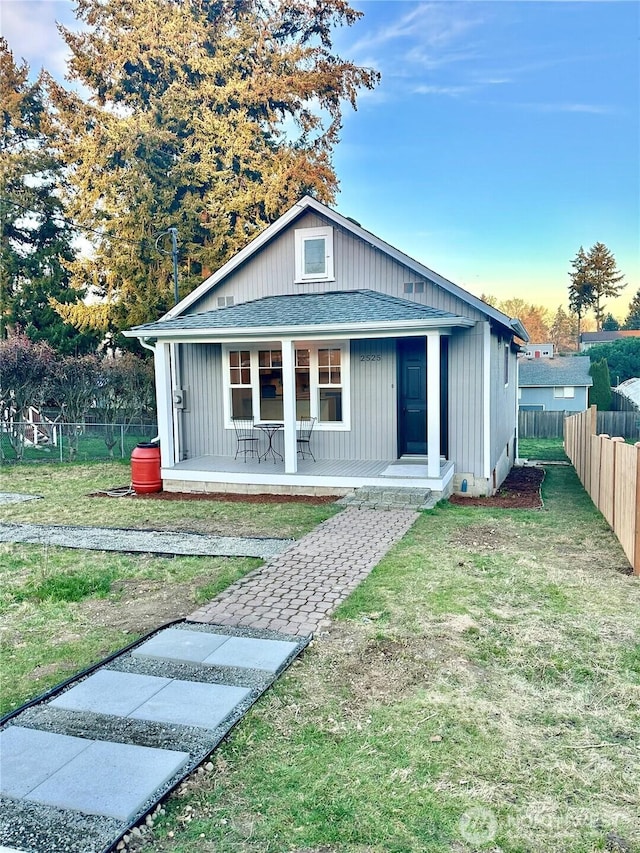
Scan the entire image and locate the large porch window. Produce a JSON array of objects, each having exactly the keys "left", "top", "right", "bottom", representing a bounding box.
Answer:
[{"left": 225, "top": 343, "right": 348, "bottom": 428}]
